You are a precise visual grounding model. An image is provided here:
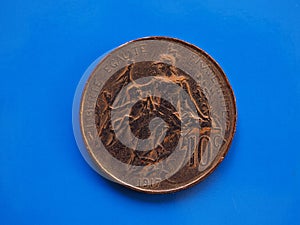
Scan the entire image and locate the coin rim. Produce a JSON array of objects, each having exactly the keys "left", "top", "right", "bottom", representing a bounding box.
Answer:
[{"left": 78, "top": 36, "right": 237, "bottom": 194}]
